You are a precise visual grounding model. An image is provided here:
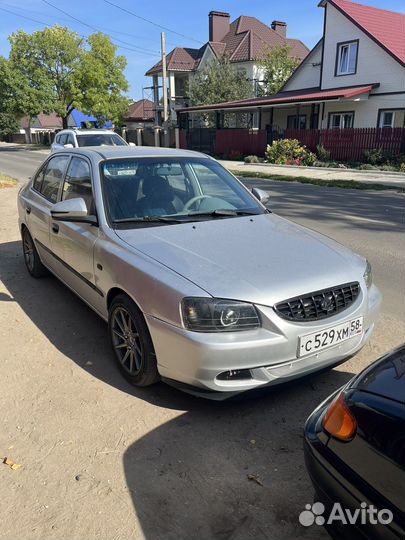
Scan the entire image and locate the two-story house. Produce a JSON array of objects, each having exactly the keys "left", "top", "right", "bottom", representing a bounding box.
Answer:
[
  {"left": 145, "top": 10, "right": 309, "bottom": 123},
  {"left": 181, "top": 0, "right": 405, "bottom": 135}
]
